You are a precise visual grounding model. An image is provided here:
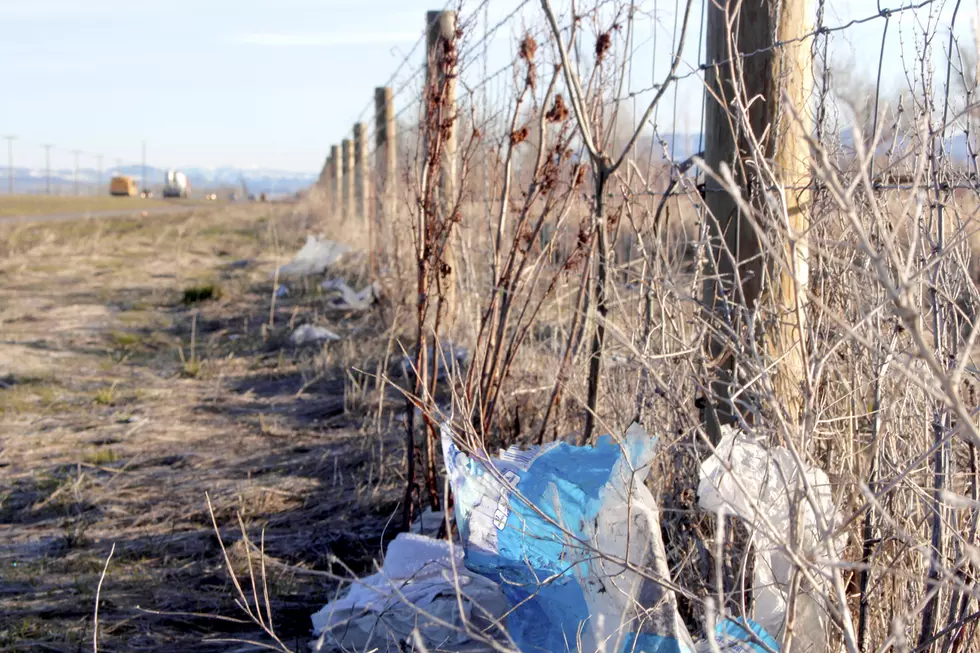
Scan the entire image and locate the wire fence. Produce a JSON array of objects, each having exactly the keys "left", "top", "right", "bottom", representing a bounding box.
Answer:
[{"left": 302, "top": 1, "right": 980, "bottom": 651}]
